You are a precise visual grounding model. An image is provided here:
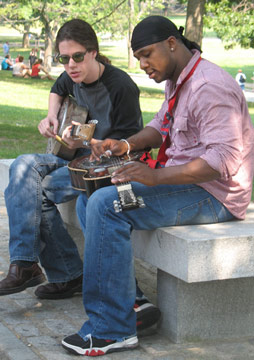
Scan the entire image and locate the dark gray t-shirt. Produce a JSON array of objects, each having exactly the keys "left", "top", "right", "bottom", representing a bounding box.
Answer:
[{"left": 51, "top": 63, "right": 143, "bottom": 141}]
